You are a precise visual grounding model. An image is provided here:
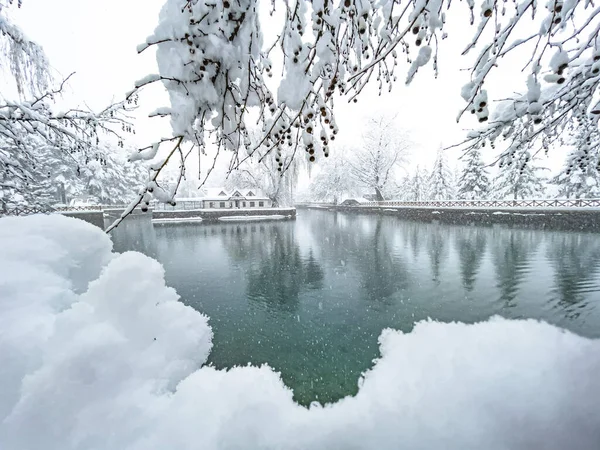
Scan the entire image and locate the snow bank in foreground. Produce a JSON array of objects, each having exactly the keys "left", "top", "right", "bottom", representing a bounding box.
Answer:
[{"left": 1, "top": 215, "right": 599, "bottom": 450}]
